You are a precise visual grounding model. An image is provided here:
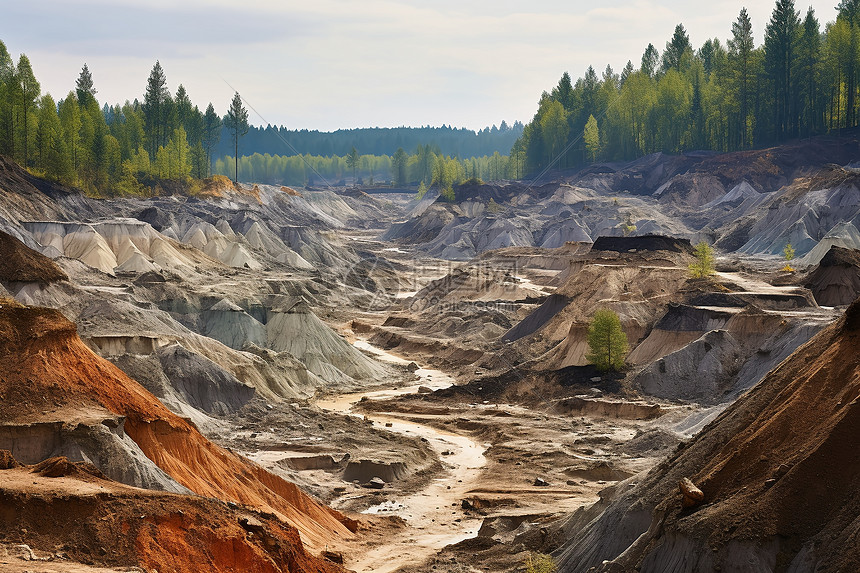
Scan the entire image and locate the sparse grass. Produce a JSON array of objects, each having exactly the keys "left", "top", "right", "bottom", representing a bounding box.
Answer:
[{"left": 524, "top": 552, "right": 557, "bottom": 573}]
